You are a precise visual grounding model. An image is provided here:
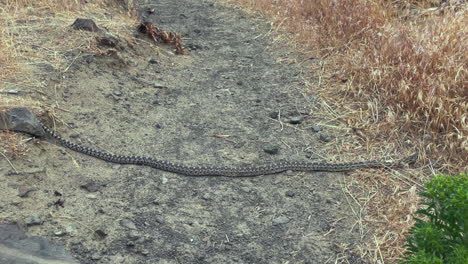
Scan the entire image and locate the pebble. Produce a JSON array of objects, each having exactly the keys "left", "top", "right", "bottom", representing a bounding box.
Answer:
[
  {"left": 140, "top": 249, "right": 150, "bottom": 256},
  {"left": 94, "top": 229, "right": 108, "bottom": 239},
  {"left": 18, "top": 186, "right": 36, "bottom": 197},
  {"left": 153, "top": 82, "right": 166, "bottom": 88},
  {"left": 289, "top": 116, "right": 303, "bottom": 124},
  {"left": 285, "top": 191, "right": 295, "bottom": 197},
  {"left": 263, "top": 144, "right": 279, "bottom": 155},
  {"left": 128, "top": 230, "right": 141, "bottom": 241},
  {"left": 120, "top": 219, "right": 137, "bottom": 230},
  {"left": 269, "top": 111, "right": 280, "bottom": 119},
  {"left": 81, "top": 181, "right": 100, "bottom": 192},
  {"left": 91, "top": 253, "right": 102, "bottom": 260},
  {"left": 311, "top": 125, "right": 322, "bottom": 132},
  {"left": 25, "top": 215, "right": 43, "bottom": 226},
  {"left": 113, "top": 90, "right": 122, "bottom": 96},
  {"left": 148, "top": 58, "right": 158, "bottom": 64},
  {"left": 319, "top": 133, "right": 332, "bottom": 142},
  {"left": 273, "top": 216, "right": 290, "bottom": 225},
  {"left": 54, "top": 230, "right": 66, "bottom": 237},
  {"left": 86, "top": 194, "right": 98, "bottom": 199}
]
